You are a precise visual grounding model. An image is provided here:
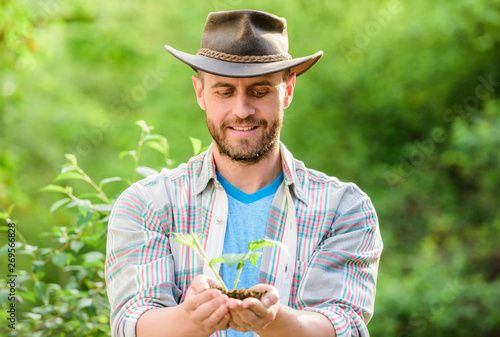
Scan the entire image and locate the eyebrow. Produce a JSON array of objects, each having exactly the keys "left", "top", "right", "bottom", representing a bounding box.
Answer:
[
  {"left": 210, "top": 80, "right": 274, "bottom": 89},
  {"left": 211, "top": 82, "right": 233, "bottom": 89}
]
